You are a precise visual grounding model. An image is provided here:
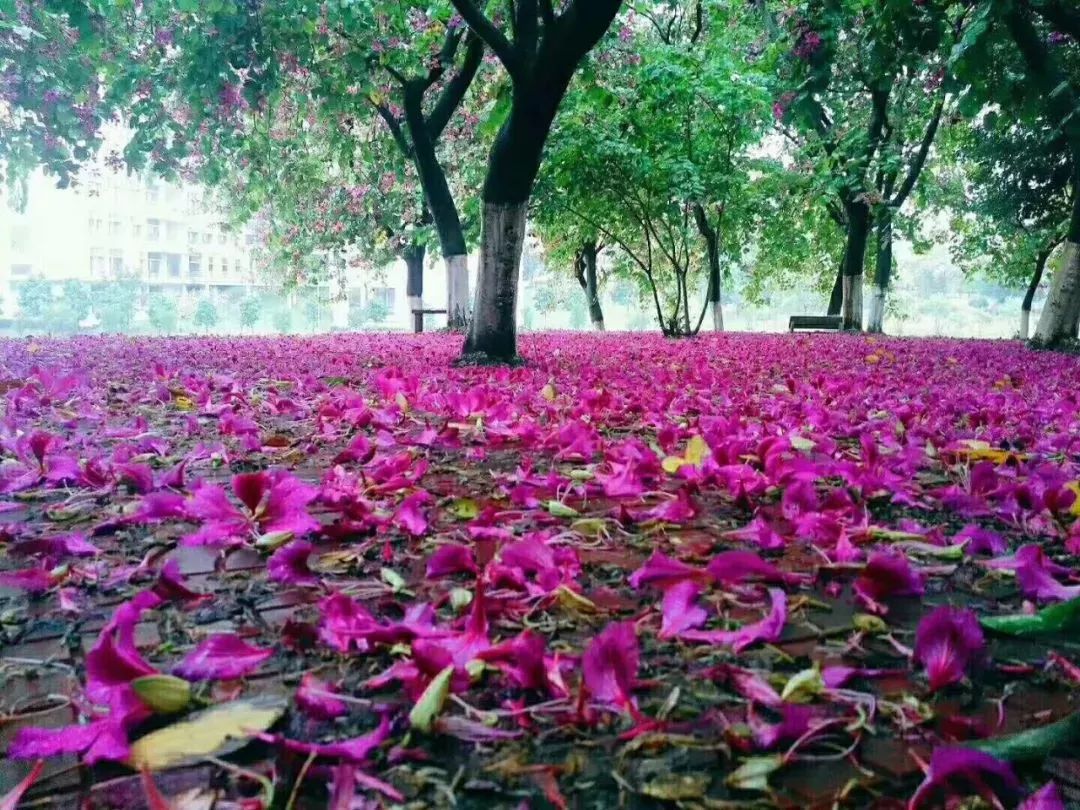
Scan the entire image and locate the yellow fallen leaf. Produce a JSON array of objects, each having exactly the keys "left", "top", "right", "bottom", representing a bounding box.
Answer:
[
  {"left": 685, "top": 435, "right": 709, "bottom": 465},
  {"left": 662, "top": 435, "right": 711, "bottom": 474},
  {"left": 128, "top": 698, "right": 286, "bottom": 770},
  {"left": 540, "top": 382, "right": 556, "bottom": 402},
  {"left": 173, "top": 396, "right": 195, "bottom": 412},
  {"left": 554, "top": 585, "right": 601, "bottom": 615},
  {"left": 394, "top": 392, "right": 410, "bottom": 413},
  {"left": 448, "top": 497, "right": 479, "bottom": 520},
  {"left": 1067, "top": 482, "right": 1080, "bottom": 517}
]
